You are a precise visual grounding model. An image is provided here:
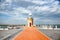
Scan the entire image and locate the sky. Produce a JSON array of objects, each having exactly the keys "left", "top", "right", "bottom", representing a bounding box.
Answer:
[{"left": 0, "top": 0, "right": 60, "bottom": 25}]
